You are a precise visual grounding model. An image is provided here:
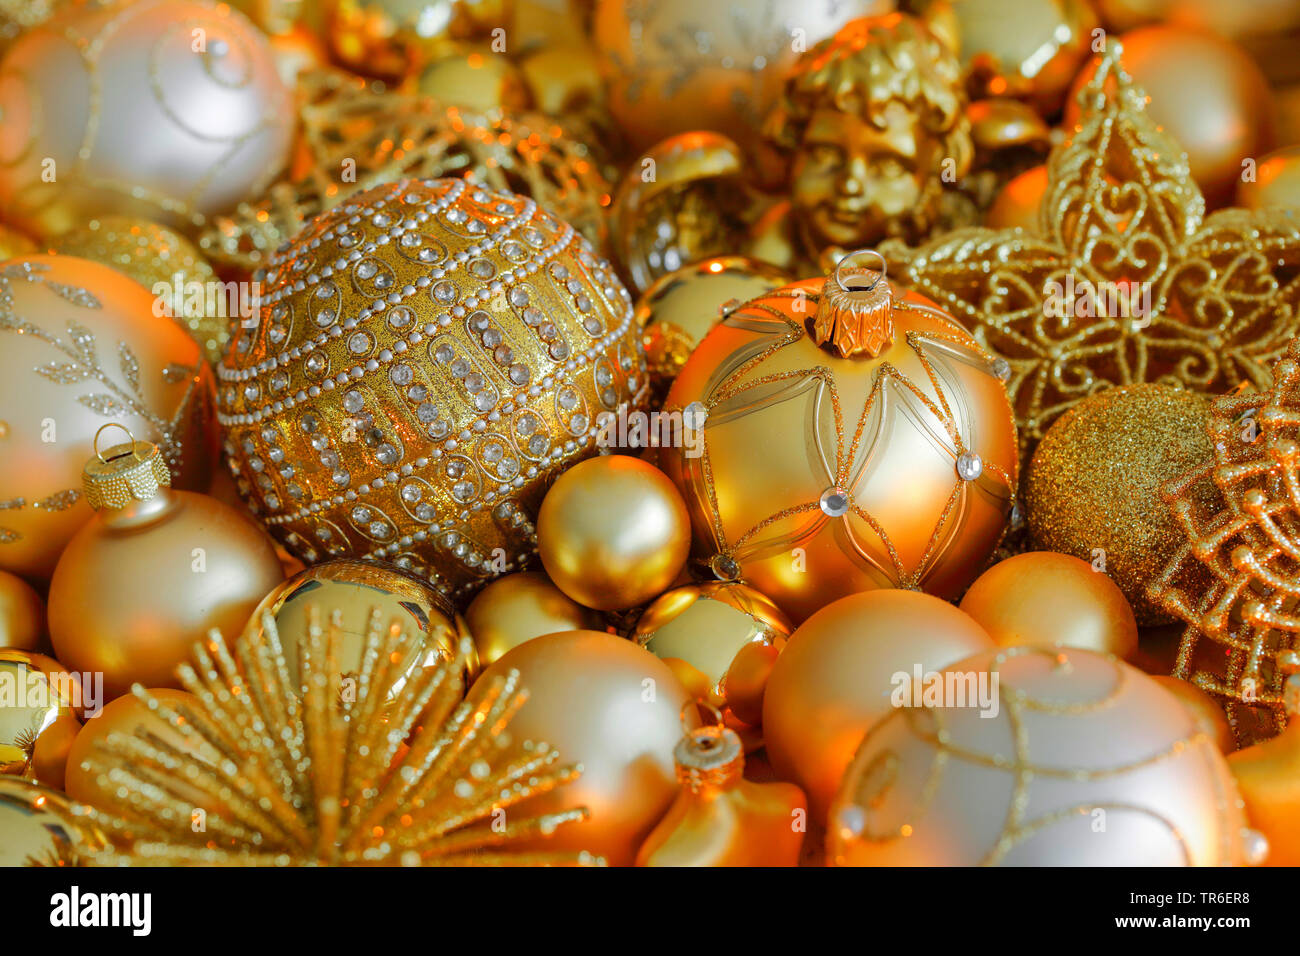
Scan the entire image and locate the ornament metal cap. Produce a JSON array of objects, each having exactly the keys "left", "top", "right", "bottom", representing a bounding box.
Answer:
[
  {"left": 674, "top": 702, "right": 744, "bottom": 791},
  {"left": 814, "top": 249, "right": 894, "bottom": 358},
  {"left": 82, "top": 424, "right": 171, "bottom": 511}
]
